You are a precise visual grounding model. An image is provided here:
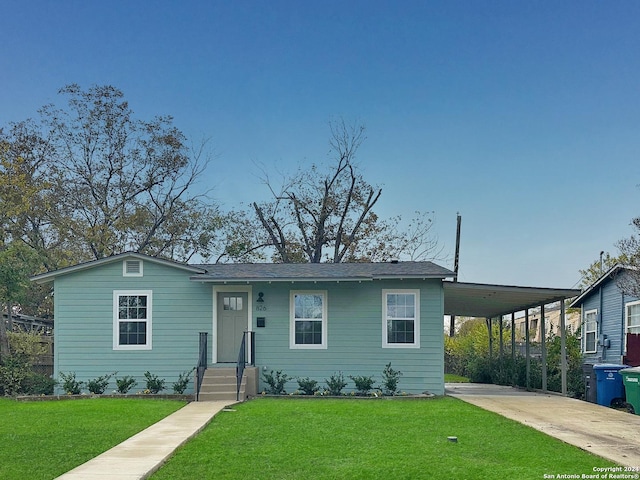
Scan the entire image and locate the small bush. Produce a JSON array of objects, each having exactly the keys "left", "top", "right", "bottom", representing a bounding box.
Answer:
[
  {"left": 381, "top": 363, "right": 402, "bottom": 395},
  {"left": 325, "top": 372, "right": 347, "bottom": 396},
  {"left": 115, "top": 375, "right": 137, "bottom": 394},
  {"left": 22, "top": 372, "right": 56, "bottom": 395},
  {"left": 0, "top": 355, "right": 31, "bottom": 396},
  {"left": 59, "top": 371, "right": 83, "bottom": 395},
  {"left": 262, "top": 370, "right": 290, "bottom": 395},
  {"left": 173, "top": 368, "right": 195, "bottom": 394},
  {"left": 143, "top": 371, "right": 166, "bottom": 394},
  {"left": 297, "top": 377, "right": 319, "bottom": 395},
  {"left": 349, "top": 375, "right": 376, "bottom": 395},
  {"left": 86, "top": 372, "right": 115, "bottom": 394}
]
